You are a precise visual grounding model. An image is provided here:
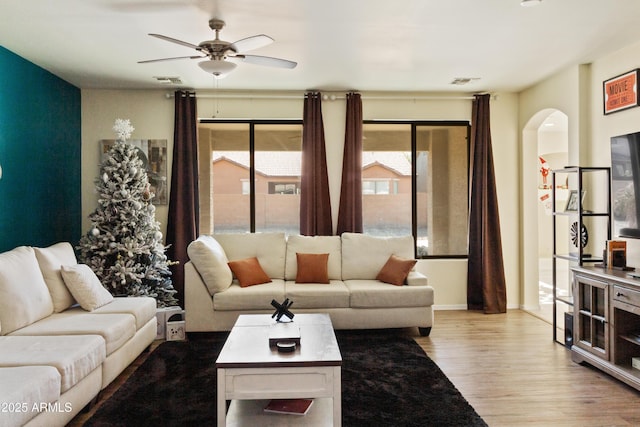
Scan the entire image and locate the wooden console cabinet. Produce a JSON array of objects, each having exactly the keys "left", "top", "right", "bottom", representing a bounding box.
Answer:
[{"left": 572, "top": 266, "right": 640, "bottom": 391}]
